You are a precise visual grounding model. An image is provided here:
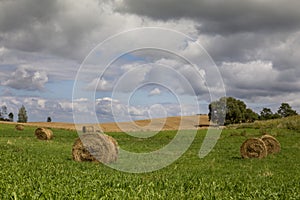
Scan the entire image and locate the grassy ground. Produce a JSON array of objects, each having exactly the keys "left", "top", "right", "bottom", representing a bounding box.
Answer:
[
  {"left": 229, "top": 115, "right": 300, "bottom": 131},
  {"left": 0, "top": 123, "right": 299, "bottom": 199}
]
